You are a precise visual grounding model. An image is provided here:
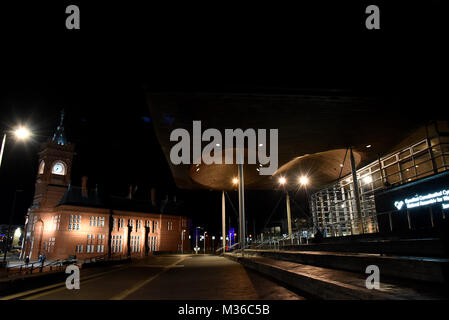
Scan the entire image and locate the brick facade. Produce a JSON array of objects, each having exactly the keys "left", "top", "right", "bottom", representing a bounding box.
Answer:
[
  {"left": 22, "top": 205, "right": 190, "bottom": 260},
  {"left": 20, "top": 127, "right": 190, "bottom": 261}
]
